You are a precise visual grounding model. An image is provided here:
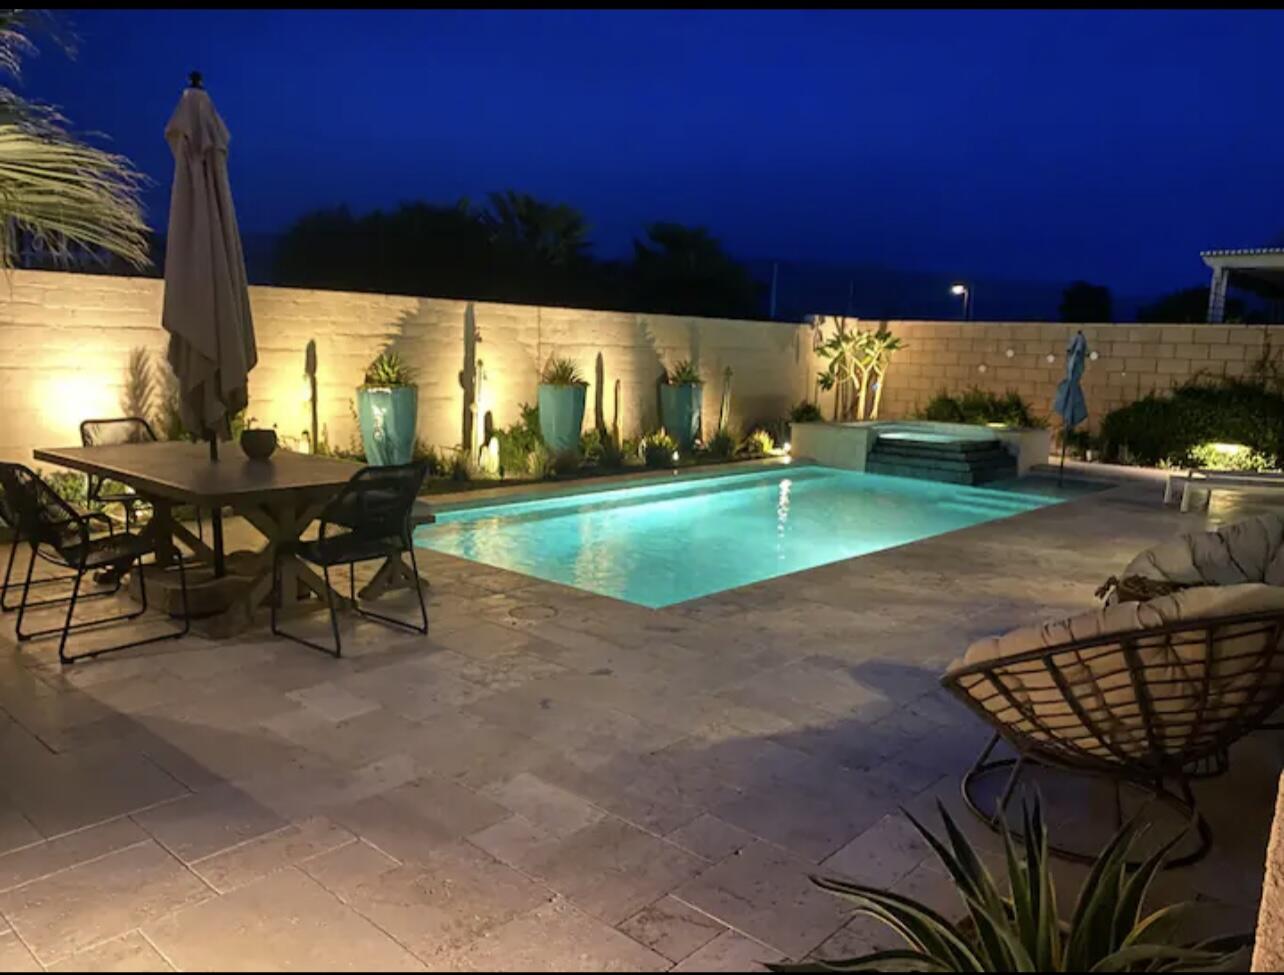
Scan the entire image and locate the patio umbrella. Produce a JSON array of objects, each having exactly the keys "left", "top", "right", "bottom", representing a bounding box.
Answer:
[
  {"left": 1053, "top": 329, "right": 1089, "bottom": 485},
  {"left": 161, "top": 72, "right": 257, "bottom": 574}
]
